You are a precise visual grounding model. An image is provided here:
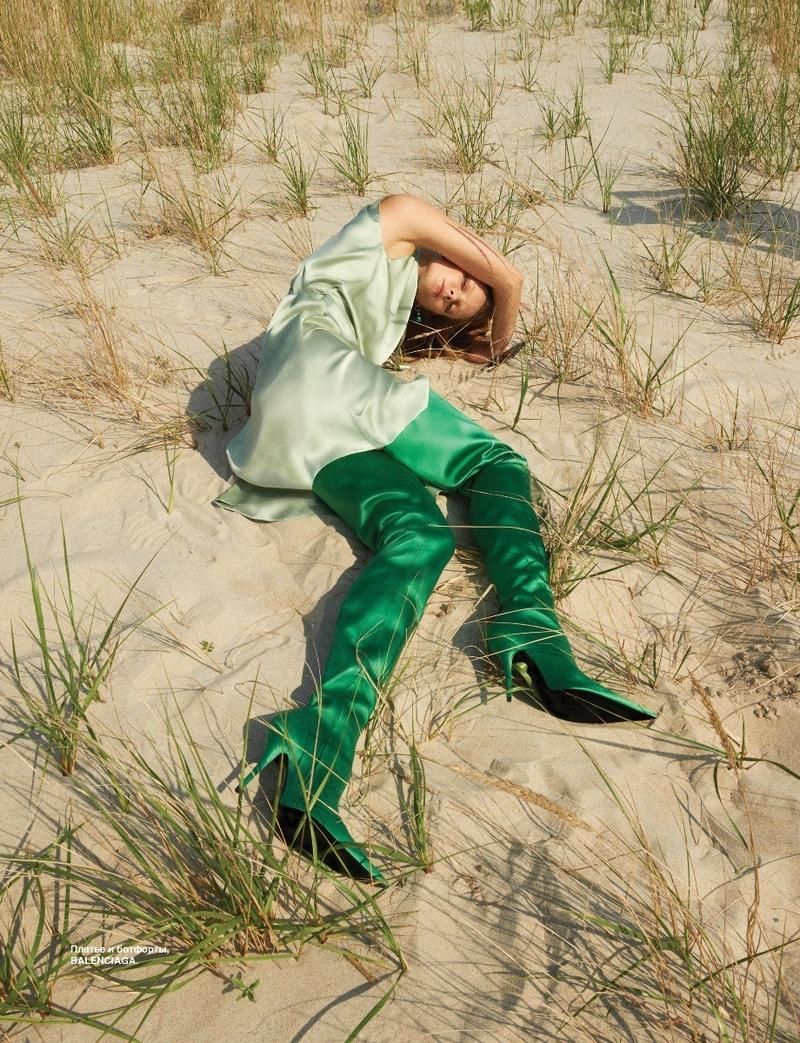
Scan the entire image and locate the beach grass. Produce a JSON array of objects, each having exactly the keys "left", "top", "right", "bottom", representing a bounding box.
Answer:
[
  {"left": 9, "top": 505, "right": 156, "bottom": 777},
  {"left": 148, "top": 22, "right": 240, "bottom": 171},
  {"left": 300, "top": 44, "right": 339, "bottom": 115},
  {"left": 0, "top": 98, "right": 61, "bottom": 216},
  {"left": 437, "top": 72, "right": 498, "bottom": 174},
  {"left": 745, "top": 250, "right": 800, "bottom": 345},
  {"left": 246, "top": 102, "right": 288, "bottom": 163},
  {"left": 329, "top": 108, "right": 377, "bottom": 196},
  {"left": 395, "top": 740, "right": 435, "bottom": 873},
  {"left": 0, "top": 824, "right": 143, "bottom": 1038},
  {"left": 0, "top": 341, "right": 17, "bottom": 400},
  {"left": 542, "top": 431, "right": 687, "bottom": 601},
  {"left": 277, "top": 142, "right": 317, "bottom": 217},
  {"left": 137, "top": 166, "right": 243, "bottom": 274},
  {"left": 641, "top": 220, "right": 694, "bottom": 293},
  {"left": 2, "top": 706, "right": 407, "bottom": 1039},
  {"left": 546, "top": 738, "right": 800, "bottom": 1042}
]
